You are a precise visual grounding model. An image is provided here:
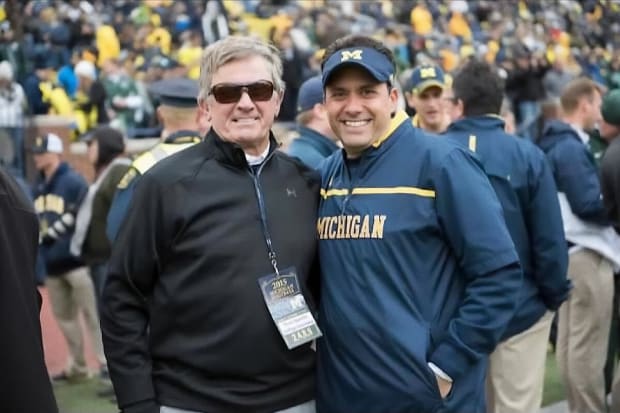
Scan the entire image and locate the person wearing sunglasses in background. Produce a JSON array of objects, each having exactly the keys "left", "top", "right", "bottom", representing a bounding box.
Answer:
[{"left": 101, "top": 35, "right": 321, "bottom": 413}]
